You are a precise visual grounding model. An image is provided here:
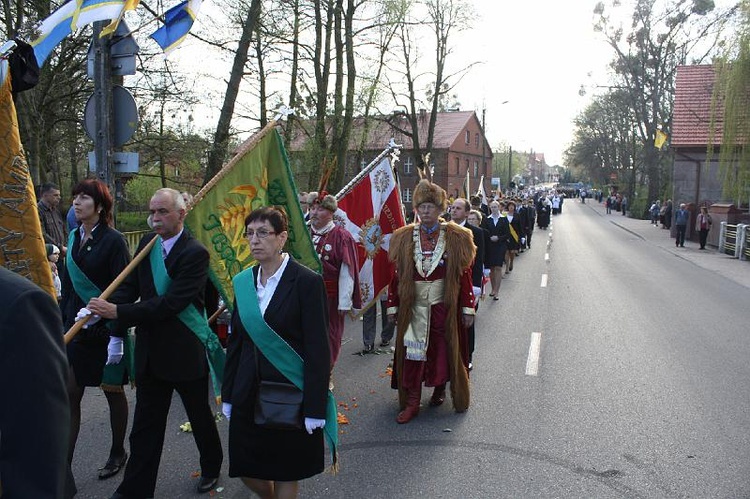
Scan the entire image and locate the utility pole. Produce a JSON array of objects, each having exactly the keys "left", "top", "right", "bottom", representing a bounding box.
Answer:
[
  {"left": 507, "top": 146, "right": 512, "bottom": 193},
  {"left": 481, "top": 105, "right": 486, "bottom": 198},
  {"left": 92, "top": 21, "right": 114, "bottom": 194}
]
